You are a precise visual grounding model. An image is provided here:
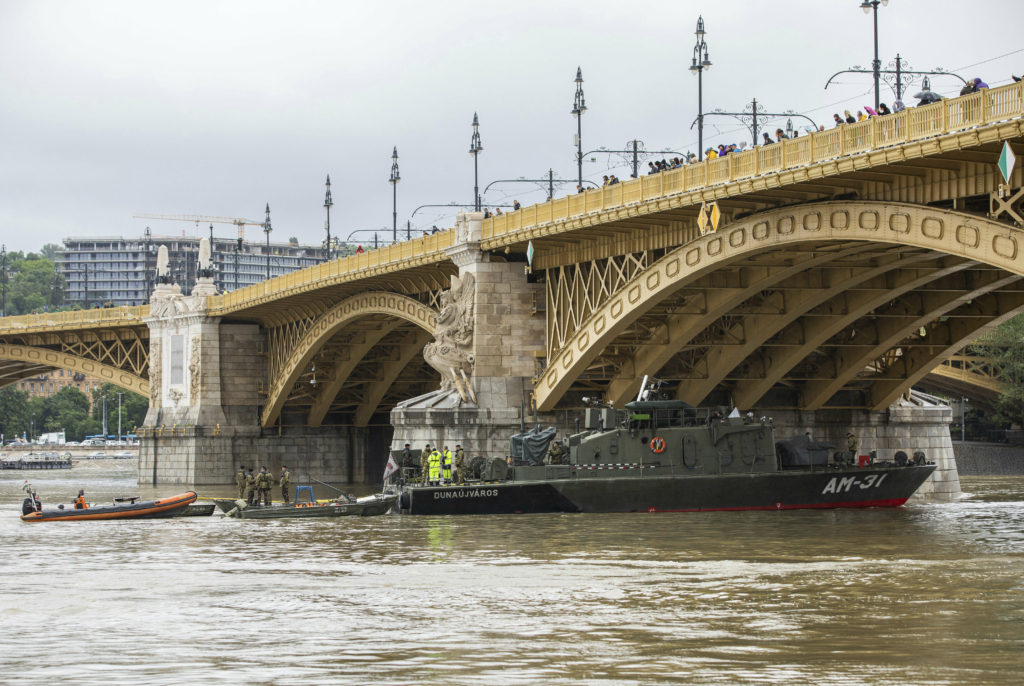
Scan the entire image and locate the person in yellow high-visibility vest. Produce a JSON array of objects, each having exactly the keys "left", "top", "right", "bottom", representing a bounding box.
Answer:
[
  {"left": 428, "top": 449, "right": 442, "bottom": 484},
  {"left": 441, "top": 446, "right": 453, "bottom": 483}
]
